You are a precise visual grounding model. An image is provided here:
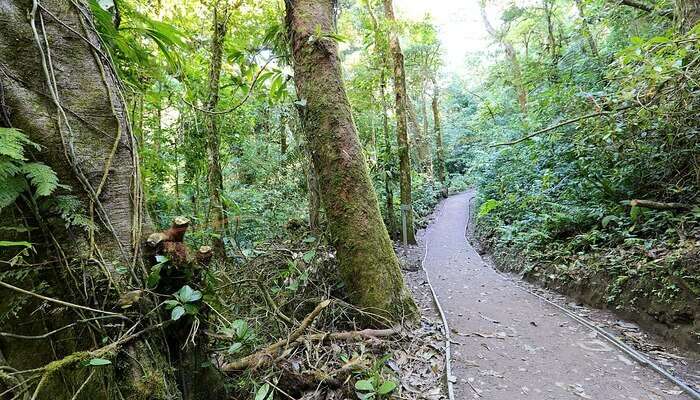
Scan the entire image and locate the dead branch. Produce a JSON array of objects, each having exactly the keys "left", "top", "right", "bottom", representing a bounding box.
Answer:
[
  {"left": 221, "top": 325, "right": 399, "bottom": 372},
  {"left": 623, "top": 199, "right": 694, "bottom": 211},
  {"left": 0, "top": 280, "right": 120, "bottom": 316}
]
